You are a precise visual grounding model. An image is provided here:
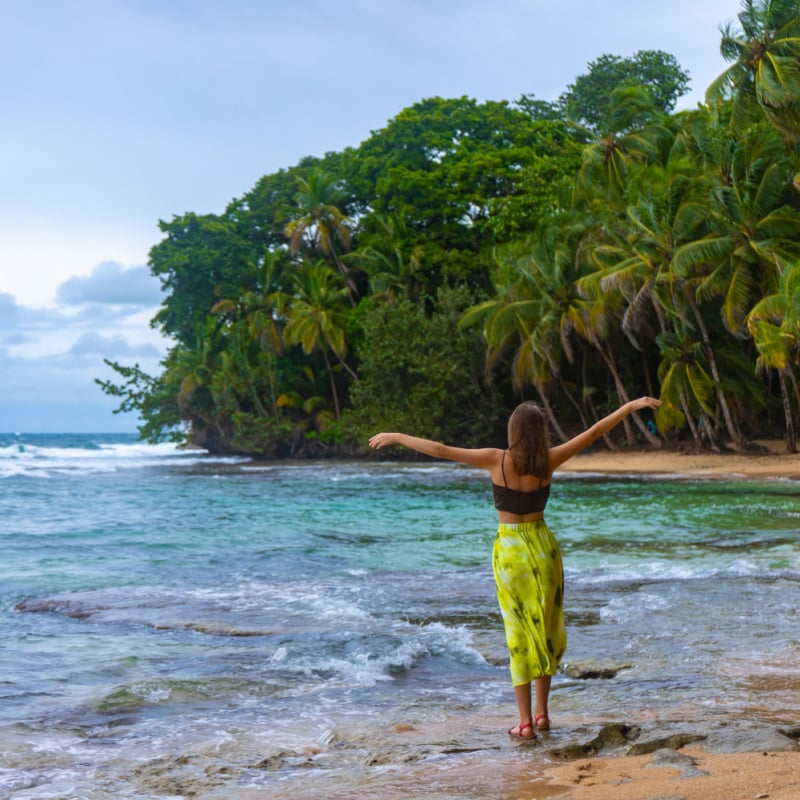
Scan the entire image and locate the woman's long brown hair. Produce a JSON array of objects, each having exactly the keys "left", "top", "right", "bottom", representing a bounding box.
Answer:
[{"left": 507, "top": 402, "right": 550, "bottom": 478}]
